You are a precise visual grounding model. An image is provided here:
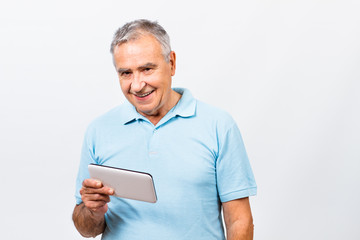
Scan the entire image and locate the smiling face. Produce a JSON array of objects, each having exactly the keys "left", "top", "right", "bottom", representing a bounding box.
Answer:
[{"left": 113, "top": 34, "right": 180, "bottom": 125}]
